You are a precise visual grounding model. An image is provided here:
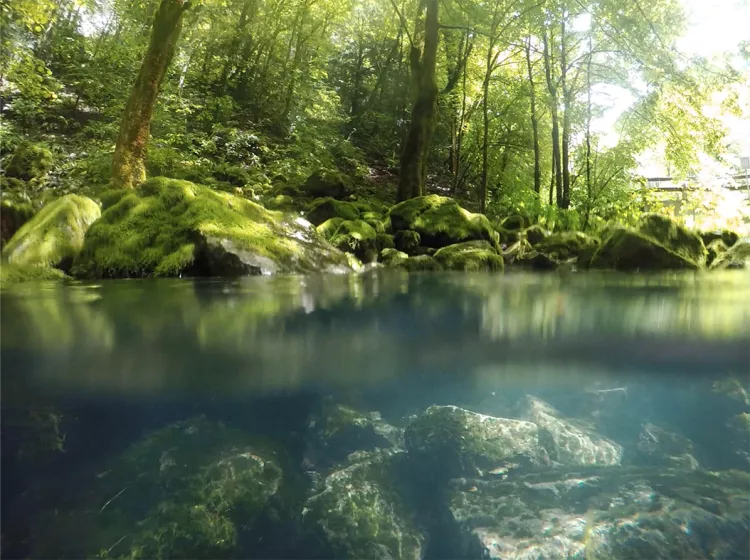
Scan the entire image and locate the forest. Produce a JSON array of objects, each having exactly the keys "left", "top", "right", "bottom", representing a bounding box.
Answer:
[{"left": 1, "top": 0, "right": 749, "bottom": 280}]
